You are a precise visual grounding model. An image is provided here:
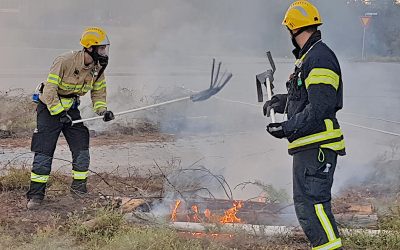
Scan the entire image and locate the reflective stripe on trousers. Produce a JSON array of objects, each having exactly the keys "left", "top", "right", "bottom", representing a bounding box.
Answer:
[
  {"left": 27, "top": 101, "right": 90, "bottom": 200},
  {"left": 293, "top": 148, "right": 341, "bottom": 248},
  {"left": 312, "top": 238, "right": 342, "bottom": 250},
  {"left": 72, "top": 170, "right": 88, "bottom": 180},
  {"left": 312, "top": 204, "right": 342, "bottom": 249},
  {"left": 31, "top": 172, "right": 49, "bottom": 183}
]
